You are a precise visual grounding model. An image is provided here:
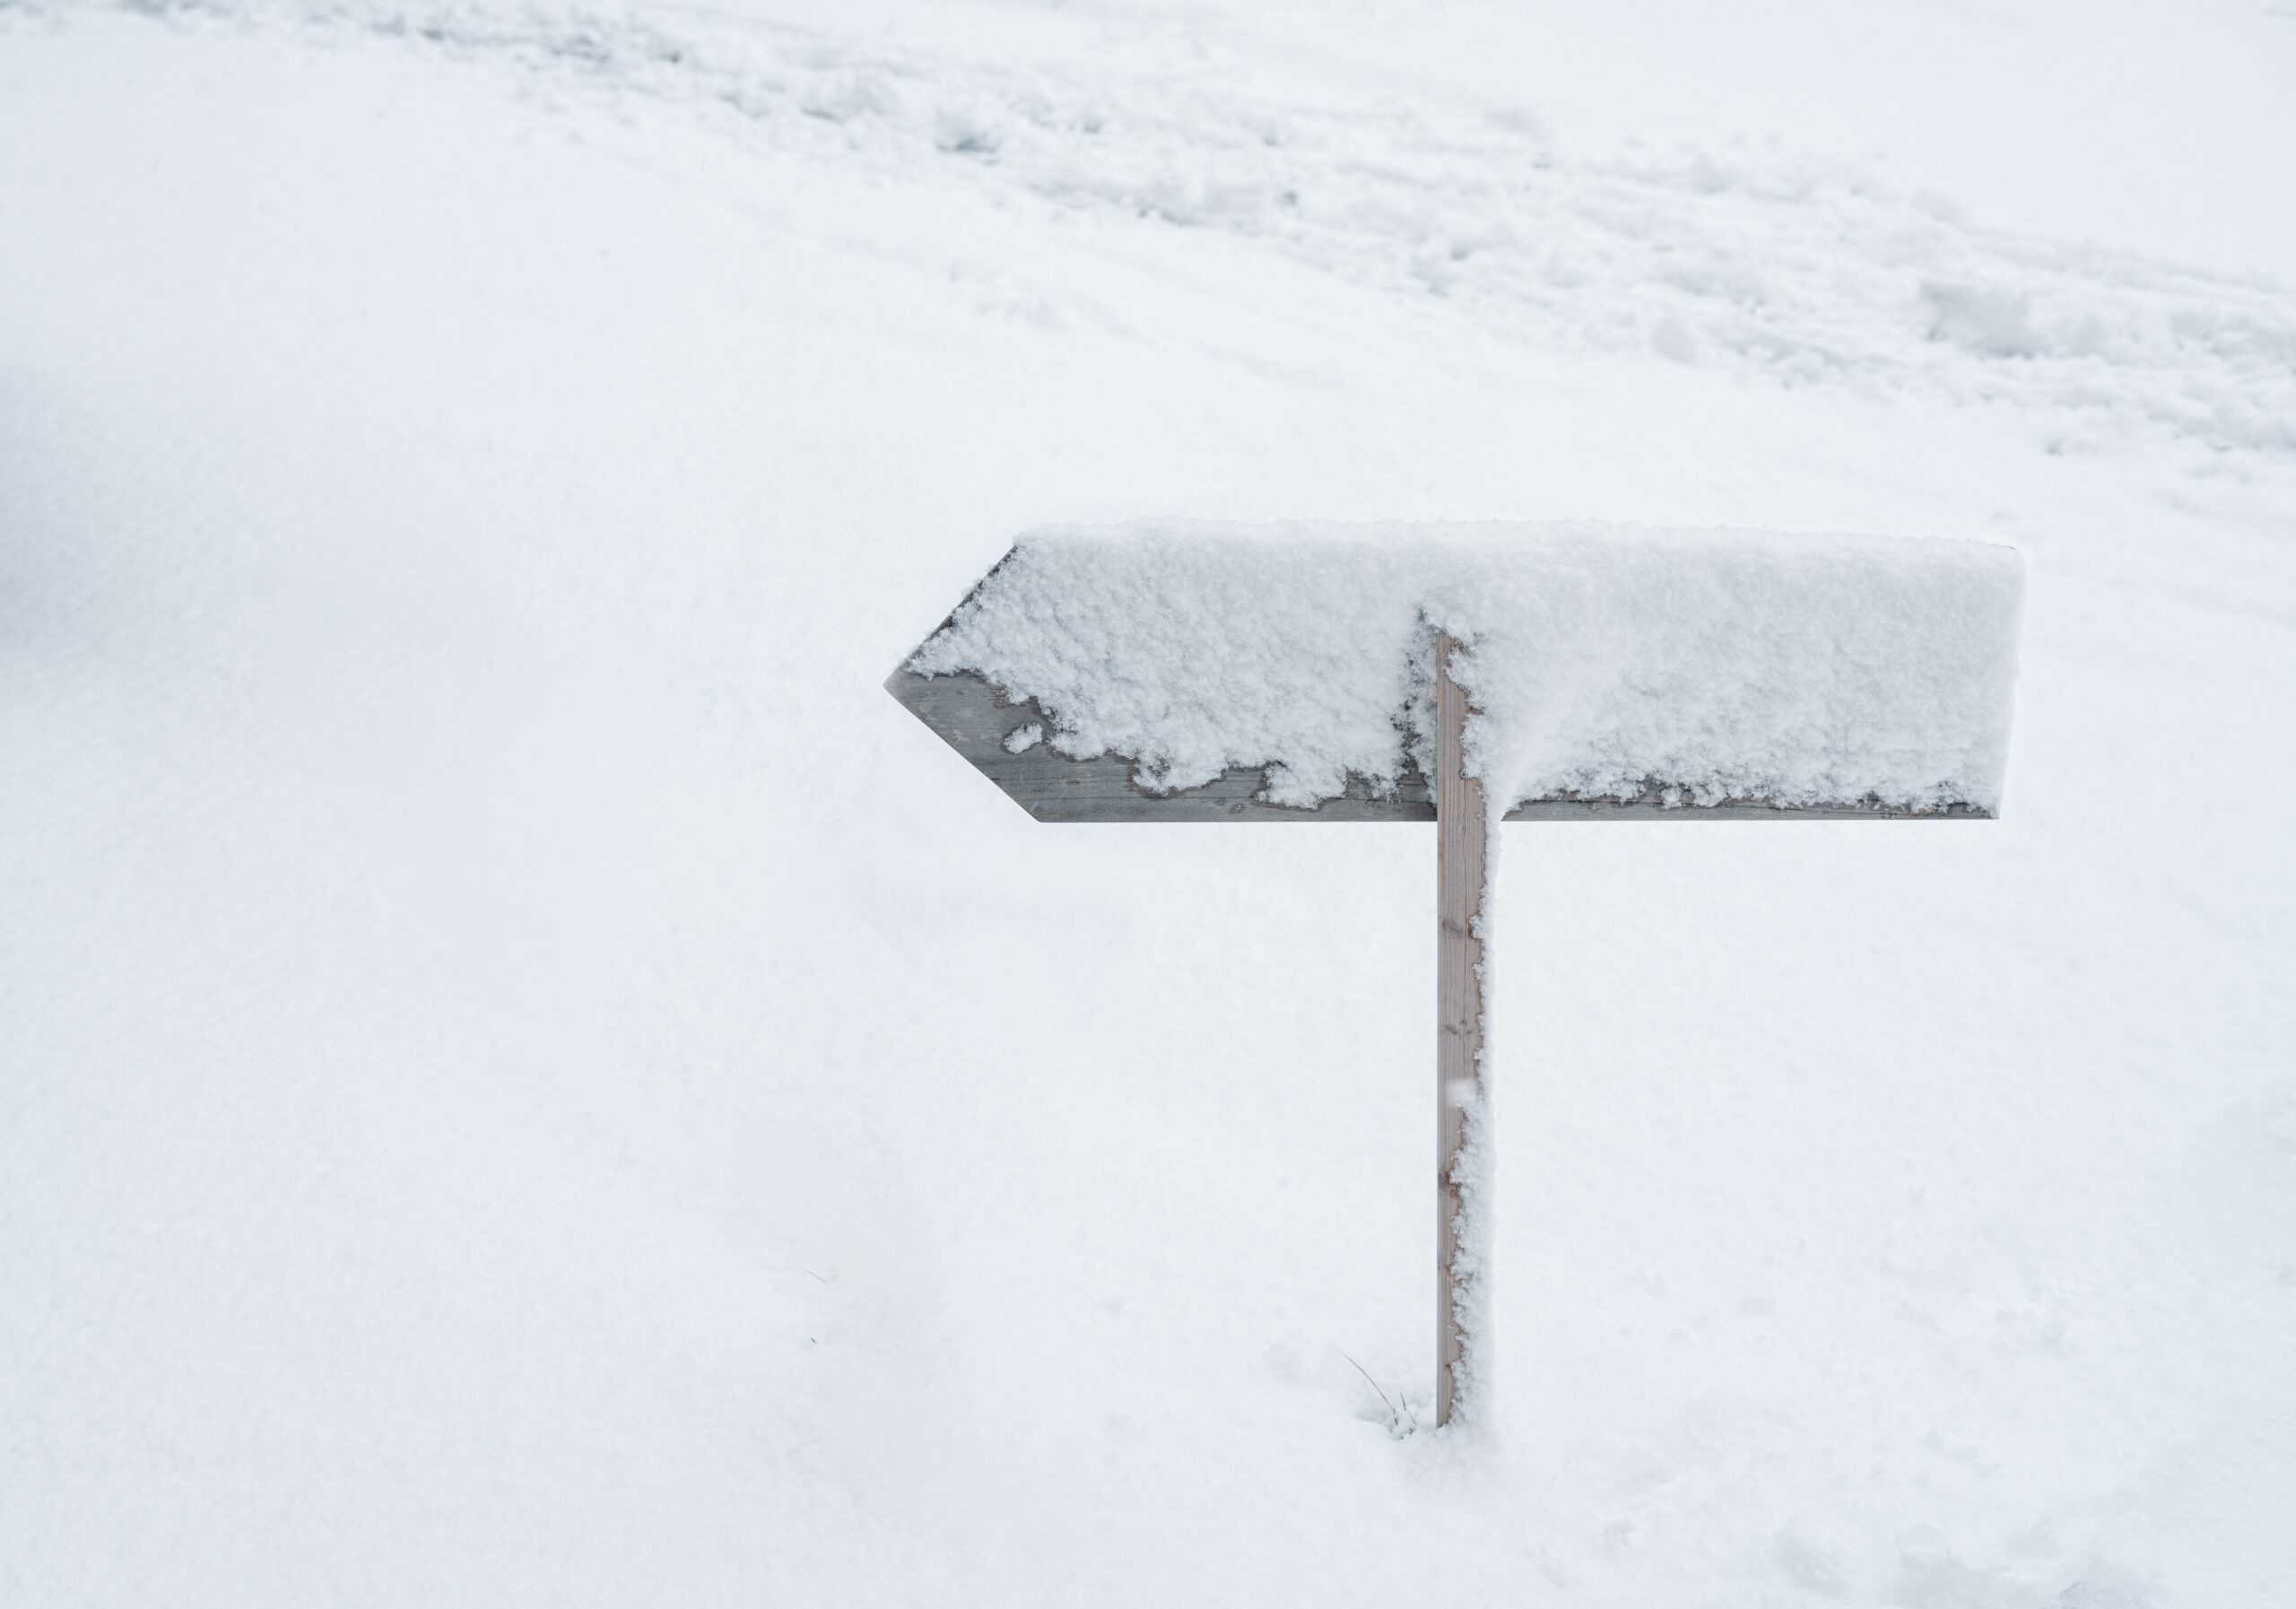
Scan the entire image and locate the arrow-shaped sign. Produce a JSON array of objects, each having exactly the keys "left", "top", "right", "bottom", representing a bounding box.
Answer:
[{"left": 888, "top": 522, "right": 2022, "bottom": 1427}]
